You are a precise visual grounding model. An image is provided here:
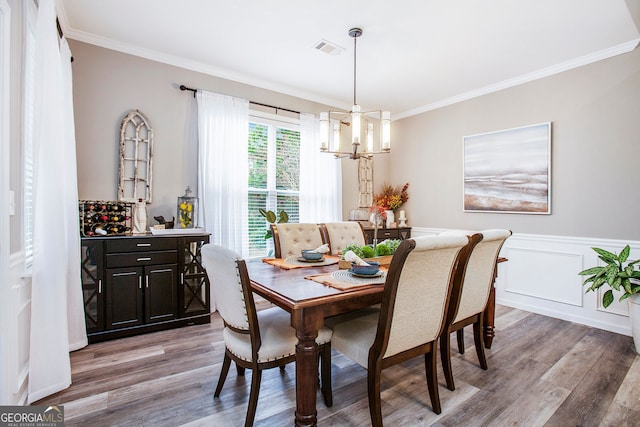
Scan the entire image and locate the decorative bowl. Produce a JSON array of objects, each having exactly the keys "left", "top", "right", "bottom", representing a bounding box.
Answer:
[
  {"left": 350, "top": 261, "right": 380, "bottom": 276},
  {"left": 301, "top": 250, "right": 323, "bottom": 260}
]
